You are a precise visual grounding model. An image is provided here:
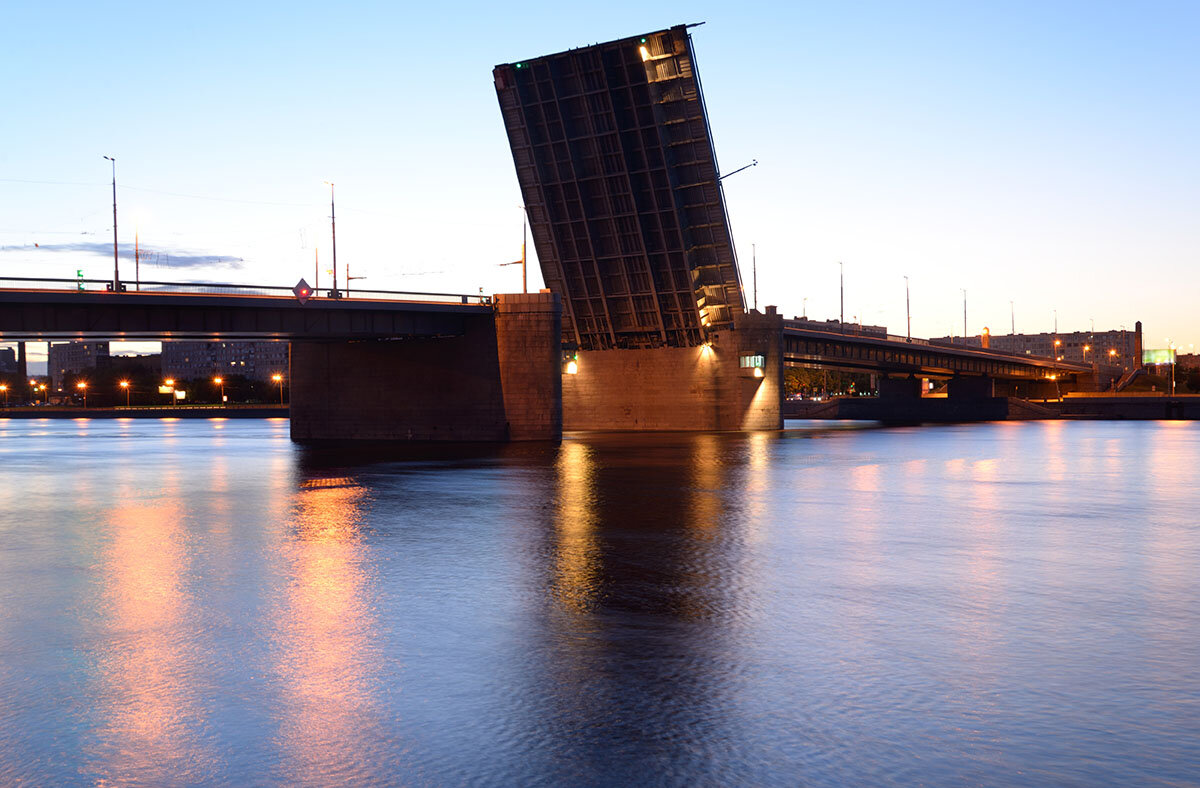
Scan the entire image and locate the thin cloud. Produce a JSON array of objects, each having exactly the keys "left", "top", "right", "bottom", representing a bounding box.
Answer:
[{"left": 0, "top": 241, "right": 244, "bottom": 268}]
